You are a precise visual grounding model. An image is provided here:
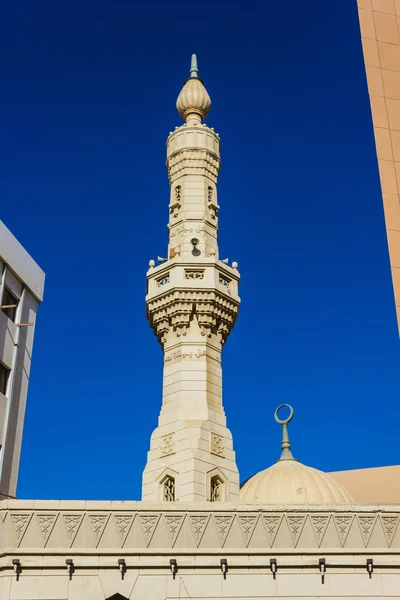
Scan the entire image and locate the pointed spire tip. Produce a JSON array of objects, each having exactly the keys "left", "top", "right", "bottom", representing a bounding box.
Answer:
[{"left": 190, "top": 53, "right": 199, "bottom": 78}]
